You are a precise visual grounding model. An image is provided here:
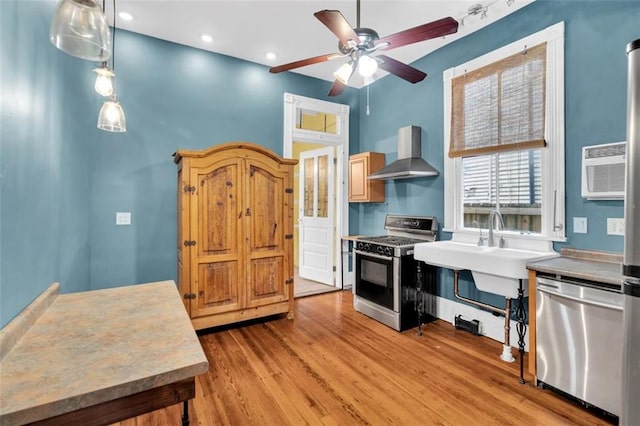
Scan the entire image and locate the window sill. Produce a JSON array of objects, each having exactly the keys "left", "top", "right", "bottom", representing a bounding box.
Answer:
[{"left": 442, "top": 228, "right": 566, "bottom": 251}]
